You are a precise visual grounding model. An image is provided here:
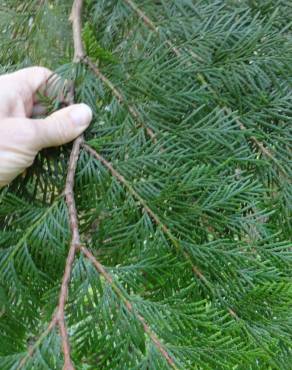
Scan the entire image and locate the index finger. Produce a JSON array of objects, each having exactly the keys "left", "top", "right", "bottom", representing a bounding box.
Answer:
[
  {"left": 8, "top": 66, "right": 54, "bottom": 95},
  {"left": 9, "top": 66, "right": 68, "bottom": 116}
]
